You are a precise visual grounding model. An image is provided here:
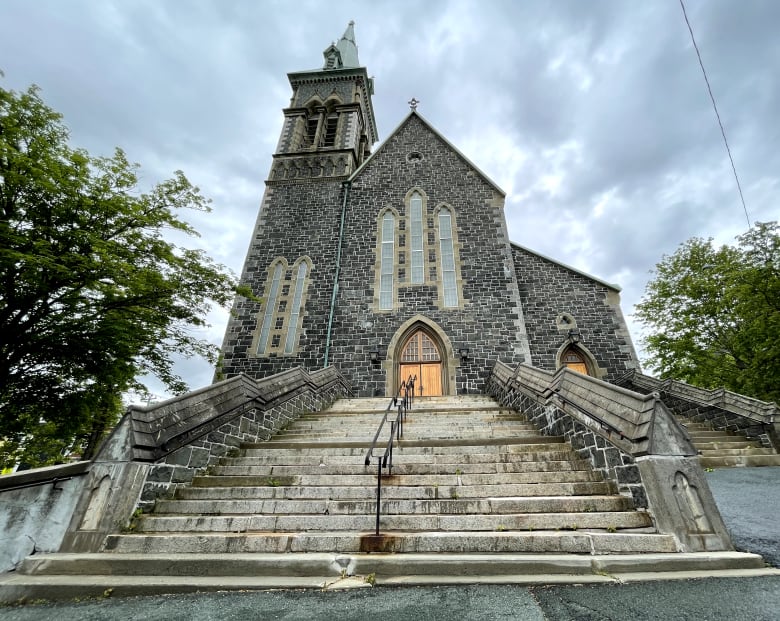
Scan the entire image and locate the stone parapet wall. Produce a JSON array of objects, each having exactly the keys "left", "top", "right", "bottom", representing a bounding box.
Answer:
[
  {"left": 486, "top": 363, "right": 650, "bottom": 507},
  {"left": 486, "top": 361, "right": 733, "bottom": 552},
  {"left": 0, "top": 367, "right": 352, "bottom": 564},
  {"left": 616, "top": 369, "right": 780, "bottom": 451},
  {"left": 132, "top": 367, "right": 351, "bottom": 509}
]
